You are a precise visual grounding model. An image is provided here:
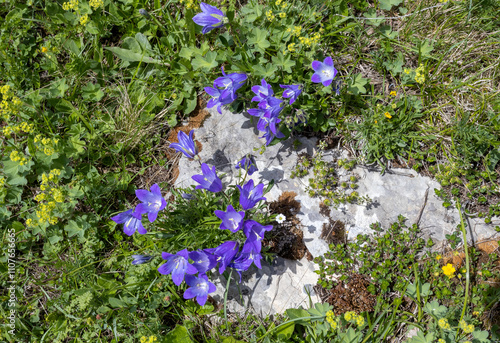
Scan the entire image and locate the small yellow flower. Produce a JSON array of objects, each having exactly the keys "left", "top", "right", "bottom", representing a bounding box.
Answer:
[
  {"left": 140, "top": 337, "right": 147, "bottom": 343},
  {"left": 438, "top": 339, "right": 445, "bottom": 343},
  {"left": 442, "top": 263, "right": 456, "bottom": 277},
  {"left": 275, "top": 0, "right": 282, "bottom": 5},
  {"left": 453, "top": 251, "right": 459, "bottom": 256},
  {"left": 436, "top": 254, "right": 442, "bottom": 260},
  {"left": 390, "top": 91, "right": 397, "bottom": 97},
  {"left": 391, "top": 103, "right": 397, "bottom": 109},
  {"left": 279, "top": 12, "right": 286, "bottom": 18},
  {"left": 80, "top": 14, "right": 89, "bottom": 26},
  {"left": 288, "top": 43, "right": 296, "bottom": 53},
  {"left": 41, "top": 47, "right": 48, "bottom": 53},
  {"left": 438, "top": 318, "right": 450, "bottom": 330},
  {"left": 404, "top": 68, "right": 410, "bottom": 74},
  {"left": 384, "top": 112, "right": 392, "bottom": 119}
]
